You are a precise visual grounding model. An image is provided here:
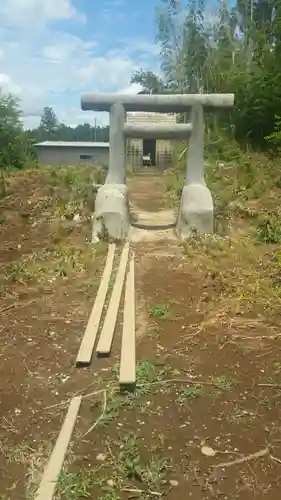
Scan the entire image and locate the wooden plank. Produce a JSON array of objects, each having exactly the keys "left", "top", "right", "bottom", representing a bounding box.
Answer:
[
  {"left": 34, "top": 396, "right": 82, "bottom": 500},
  {"left": 96, "top": 241, "right": 130, "bottom": 355},
  {"left": 119, "top": 253, "right": 135, "bottom": 387},
  {"left": 76, "top": 244, "right": 116, "bottom": 366}
]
